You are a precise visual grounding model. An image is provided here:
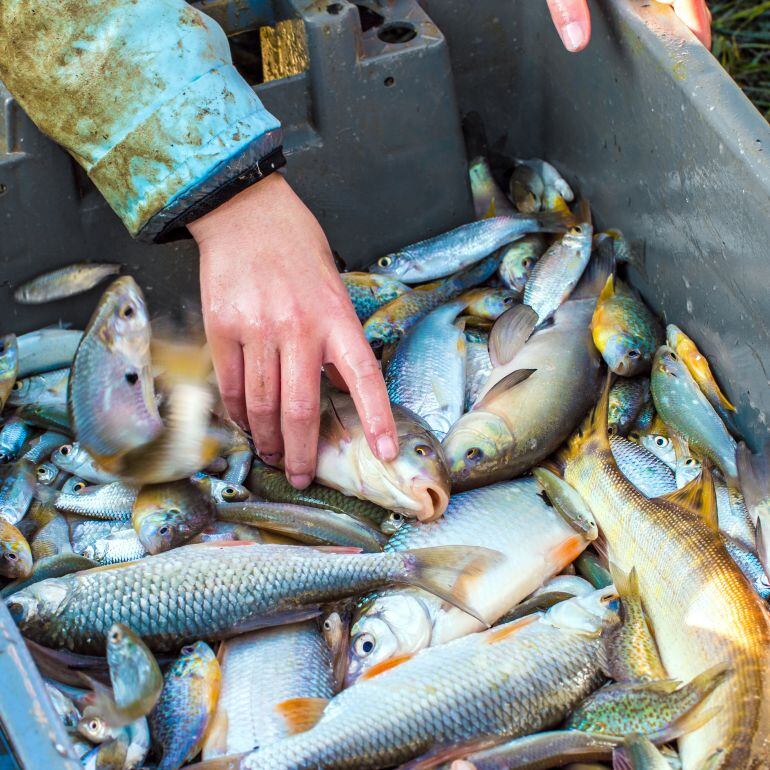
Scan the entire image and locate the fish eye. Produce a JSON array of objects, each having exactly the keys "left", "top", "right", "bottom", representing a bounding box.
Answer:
[
  {"left": 503, "top": 296, "right": 514, "bottom": 305},
  {"left": 654, "top": 436, "right": 668, "bottom": 447},
  {"left": 414, "top": 445, "right": 431, "bottom": 457},
  {"left": 5, "top": 552, "right": 17, "bottom": 561},
  {"left": 181, "top": 645, "right": 195, "bottom": 655},
  {"left": 11, "top": 381, "right": 21, "bottom": 391},
  {"left": 89, "top": 720, "right": 99, "bottom": 730},
  {"left": 120, "top": 303, "right": 135, "bottom": 319},
  {"left": 59, "top": 445, "right": 71, "bottom": 456},
  {"left": 685, "top": 458, "right": 696, "bottom": 466},
  {"left": 158, "top": 525, "right": 170, "bottom": 536},
  {"left": 466, "top": 447, "right": 483, "bottom": 461},
  {"left": 36, "top": 466, "right": 47, "bottom": 477},
  {"left": 109, "top": 629, "right": 122, "bottom": 643},
  {"left": 377, "top": 256, "right": 392, "bottom": 268},
  {"left": 570, "top": 225, "right": 583, "bottom": 235},
  {"left": 628, "top": 350, "right": 641, "bottom": 359},
  {"left": 607, "top": 425, "right": 617, "bottom": 437},
  {"left": 391, "top": 512, "right": 403, "bottom": 522},
  {"left": 353, "top": 633, "right": 375, "bottom": 657},
  {"left": 124, "top": 372, "right": 139, "bottom": 385},
  {"left": 521, "top": 258, "right": 532, "bottom": 268},
  {"left": 670, "top": 352, "right": 678, "bottom": 361},
  {"left": 323, "top": 619, "right": 332, "bottom": 631},
  {"left": 73, "top": 481, "right": 87, "bottom": 492}
]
